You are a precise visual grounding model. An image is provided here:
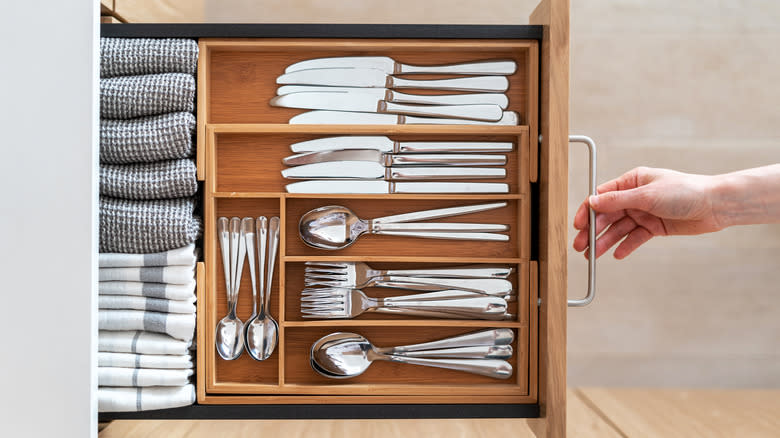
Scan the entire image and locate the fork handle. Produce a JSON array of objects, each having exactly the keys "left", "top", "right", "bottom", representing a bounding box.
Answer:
[
  {"left": 384, "top": 265, "right": 513, "bottom": 279},
  {"left": 378, "top": 296, "right": 506, "bottom": 315},
  {"left": 376, "top": 277, "right": 512, "bottom": 295}
]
